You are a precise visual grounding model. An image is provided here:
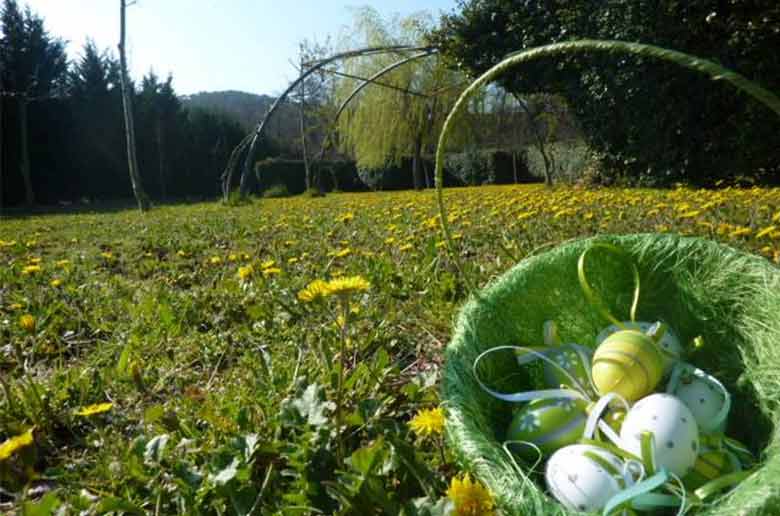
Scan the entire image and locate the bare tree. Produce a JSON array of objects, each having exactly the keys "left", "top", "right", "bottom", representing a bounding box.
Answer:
[{"left": 118, "top": 0, "right": 149, "bottom": 211}]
